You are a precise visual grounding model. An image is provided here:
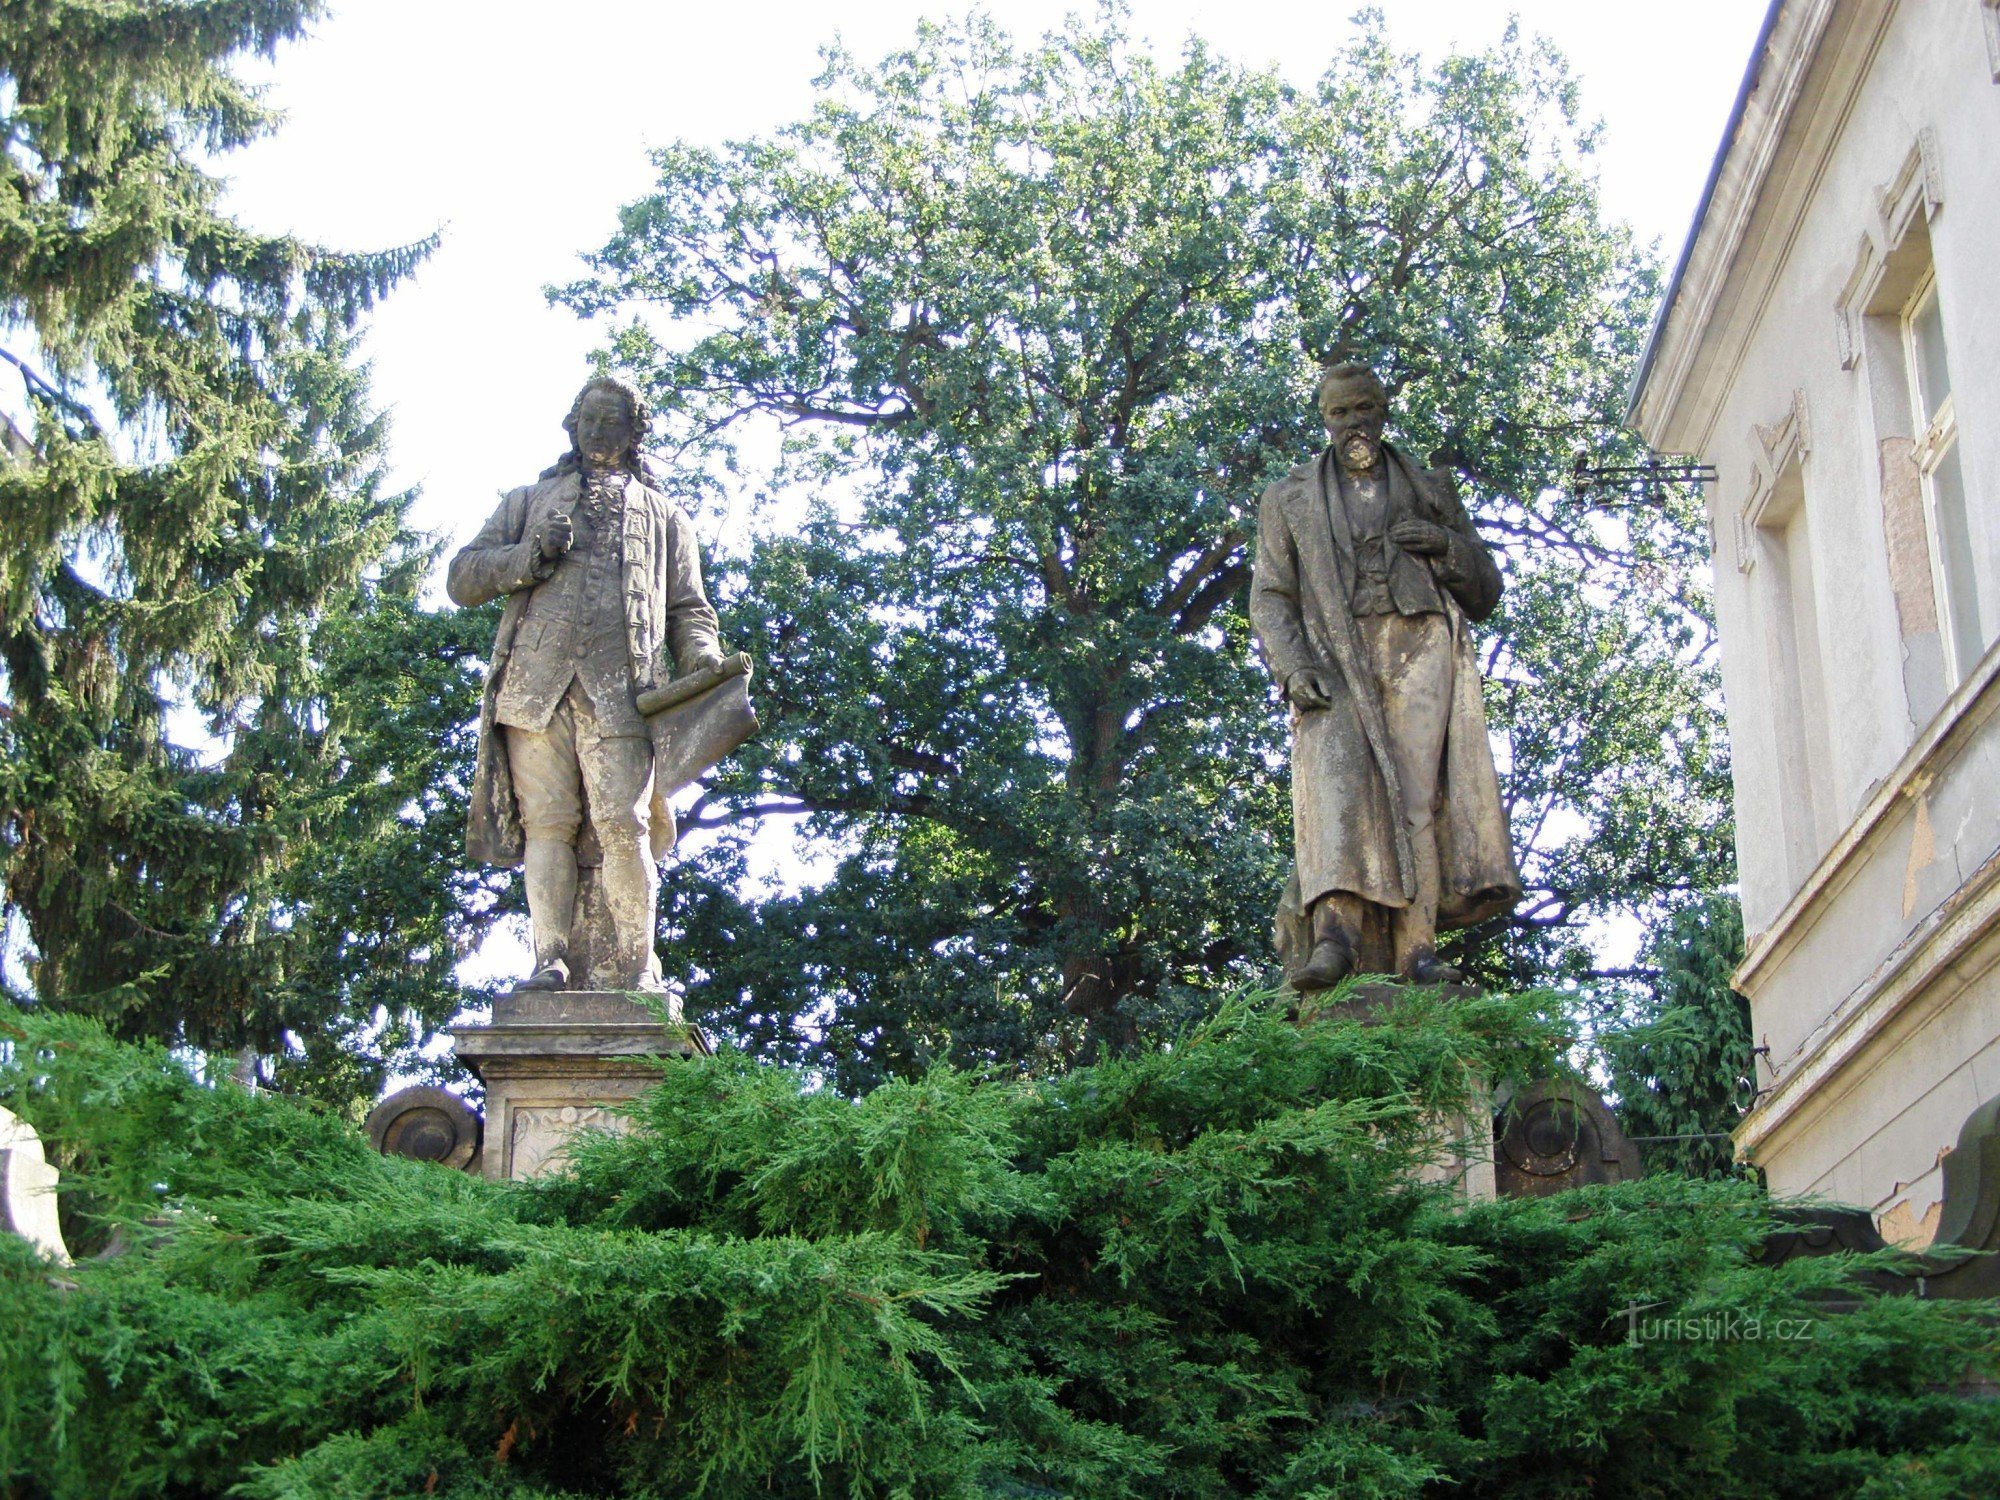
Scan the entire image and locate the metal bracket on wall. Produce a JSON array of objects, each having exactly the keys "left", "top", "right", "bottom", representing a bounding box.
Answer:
[{"left": 1570, "top": 453, "right": 1717, "bottom": 499}]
